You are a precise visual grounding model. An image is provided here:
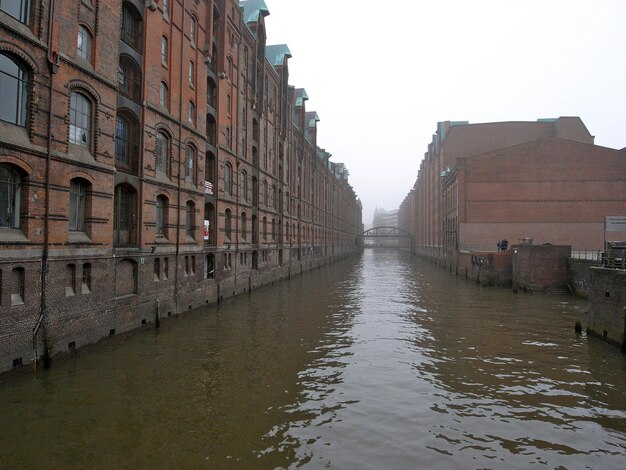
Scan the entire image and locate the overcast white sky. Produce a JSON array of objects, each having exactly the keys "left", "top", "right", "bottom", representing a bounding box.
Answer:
[{"left": 264, "top": 0, "right": 626, "bottom": 224}]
